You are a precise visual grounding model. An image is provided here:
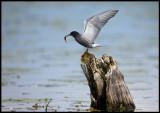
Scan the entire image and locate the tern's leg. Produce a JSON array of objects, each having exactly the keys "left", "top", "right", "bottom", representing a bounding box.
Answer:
[{"left": 85, "top": 48, "right": 88, "bottom": 53}]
